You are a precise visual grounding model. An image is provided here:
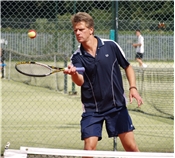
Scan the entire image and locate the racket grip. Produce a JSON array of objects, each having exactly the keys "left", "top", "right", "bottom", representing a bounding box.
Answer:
[
  {"left": 0, "top": 64, "right": 6, "bottom": 66},
  {"left": 76, "top": 67, "right": 85, "bottom": 72}
]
